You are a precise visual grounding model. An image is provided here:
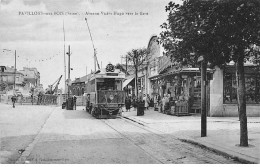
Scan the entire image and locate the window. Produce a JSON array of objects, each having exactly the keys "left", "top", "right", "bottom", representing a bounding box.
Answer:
[{"left": 224, "top": 73, "right": 260, "bottom": 104}]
